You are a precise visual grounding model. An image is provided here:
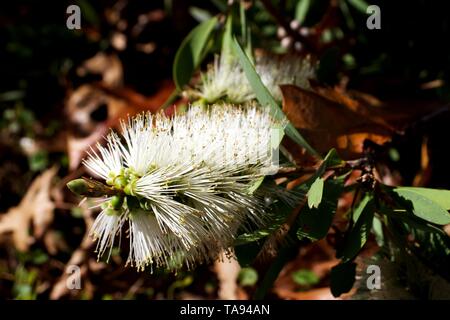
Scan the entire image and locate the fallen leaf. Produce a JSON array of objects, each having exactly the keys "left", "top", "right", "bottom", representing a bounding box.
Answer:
[
  {"left": 0, "top": 166, "right": 57, "bottom": 251},
  {"left": 281, "top": 85, "right": 394, "bottom": 158},
  {"left": 77, "top": 53, "right": 123, "bottom": 88}
]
